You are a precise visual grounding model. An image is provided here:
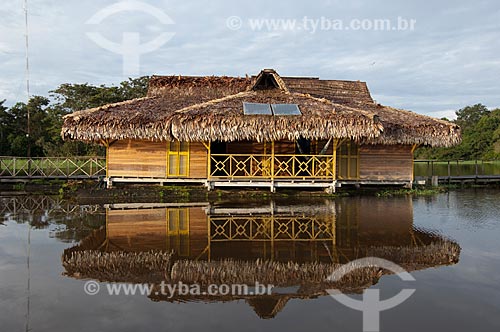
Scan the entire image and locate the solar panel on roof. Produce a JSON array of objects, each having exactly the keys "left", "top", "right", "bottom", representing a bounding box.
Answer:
[
  {"left": 243, "top": 102, "right": 272, "bottom": 115},
  {"left": 271, "top": 104, "right": 302, "bottom": 116}
]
